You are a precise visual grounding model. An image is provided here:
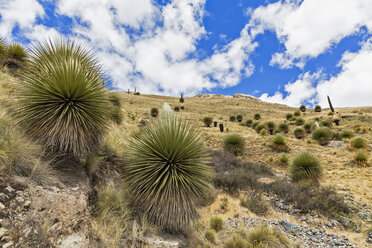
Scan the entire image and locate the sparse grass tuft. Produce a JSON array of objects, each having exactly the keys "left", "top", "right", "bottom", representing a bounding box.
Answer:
[
  {"left": 205, "top": 230, "right": 216, "bottom": 243},
  {"left": 209, "top": 216, "right": 223, "bottom": 232},
  {"left": 320, "top": 119, "right": 332, "bottom": 127},
  {"left": 279, "top": 153, "right": 289, "bottom": 166},
  {"left": 252, "top": 121, "right": 260, "bottom": 129},
  {"left": 340, "top": 130, "right": 353, "bottom": 139},
  {"left": 255, "top": 123, "right": 266, "bottom": 134},
  {"left": 289, "top": 151, "right": 322, "bottom": 184},
  {"left": 246, "top": 224, "right": 291, "bottom": 248},
  {"left": 224, "top": 134, "right": 245, "bottom": 155},
  {"left": 225, "top": 233, "right": 247, "bottom": 248},
  {"left": 240, "top": 191, "right": 269, "bottom": 215}
]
